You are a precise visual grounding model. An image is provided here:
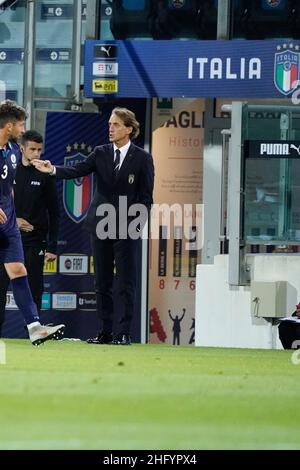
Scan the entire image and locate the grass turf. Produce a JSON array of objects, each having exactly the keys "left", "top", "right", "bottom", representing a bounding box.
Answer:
[{"left": 0, "top": 339, "right": 299, "bottom": 450}]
